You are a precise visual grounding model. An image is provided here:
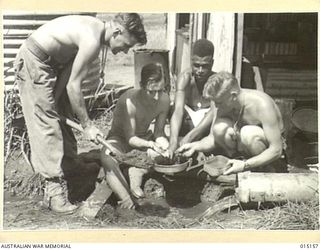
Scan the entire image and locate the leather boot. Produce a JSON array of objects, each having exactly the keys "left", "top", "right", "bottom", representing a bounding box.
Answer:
[
  {"left": 128, "top": 167, "right": 148, "bottom": 198},
  {"left": 43, "top": 178, "right": 78, "bottom": 214}
]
